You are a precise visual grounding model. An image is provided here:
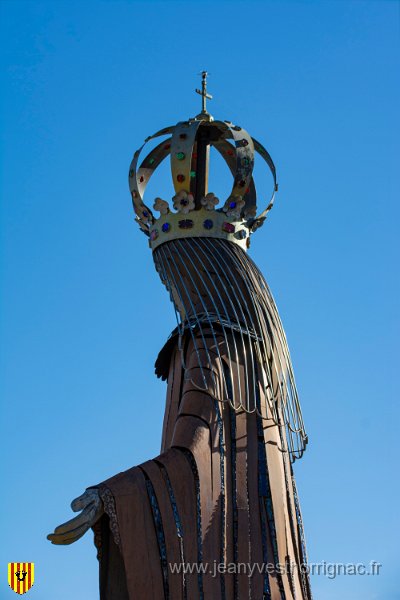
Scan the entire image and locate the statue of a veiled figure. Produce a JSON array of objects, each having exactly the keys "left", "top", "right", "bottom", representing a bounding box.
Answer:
[{"left": 48, "top": 76, "right": 312, "bottom": 600}]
